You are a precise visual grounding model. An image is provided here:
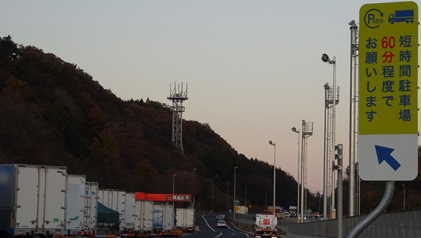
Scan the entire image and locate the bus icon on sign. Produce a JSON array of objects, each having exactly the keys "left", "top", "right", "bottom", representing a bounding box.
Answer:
[{"left": 389, "top": 10, "right": 414, "bottom": 24}]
